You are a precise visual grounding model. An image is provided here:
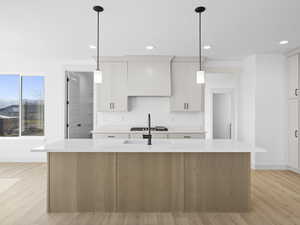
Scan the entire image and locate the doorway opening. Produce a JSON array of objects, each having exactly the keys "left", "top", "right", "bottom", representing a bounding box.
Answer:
[
  {"left": 212, "top": 91, "right": 234, "bottom": 139},
  {"left": 65, "top": 71, "right": 93, "bottom": 138}
]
